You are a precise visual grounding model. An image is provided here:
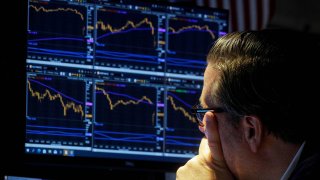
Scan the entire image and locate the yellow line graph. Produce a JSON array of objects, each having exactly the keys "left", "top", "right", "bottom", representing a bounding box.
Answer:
[
  {"left": 27, "top": 80, "right": 84, "bottom": 117},
  {"left": 167, "top": 96, "right": 196, "bottom": 123},
  {"left": 93, "top": 18, "right": 155, "bottom": 35},
  {"left": 29, "top": 5, "right": 84, "bottom": 21},
  {"left": 169, "top": 25, "right": 215, "bottom": 40},
  {"left": 96, "top": 86, "right": 153, "bottom": 110}
]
